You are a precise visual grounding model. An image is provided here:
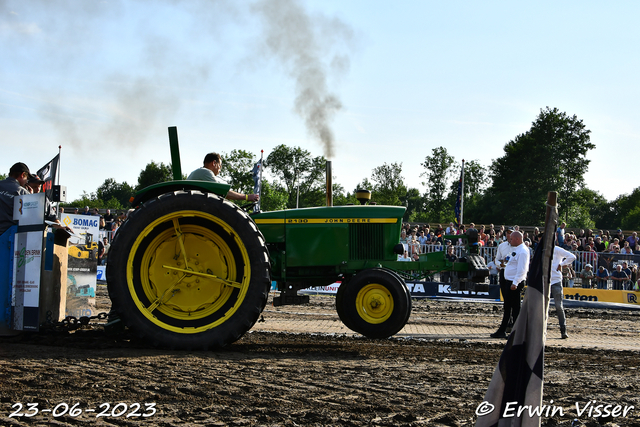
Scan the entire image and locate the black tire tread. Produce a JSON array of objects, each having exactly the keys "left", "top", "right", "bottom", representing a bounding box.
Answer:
[
  {"left": 338, "top": 268, "right": 411, "bottom": 339},
  {"left": 107, "top": 190, "right": 271, "bottom": 350}
]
